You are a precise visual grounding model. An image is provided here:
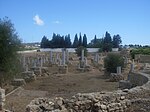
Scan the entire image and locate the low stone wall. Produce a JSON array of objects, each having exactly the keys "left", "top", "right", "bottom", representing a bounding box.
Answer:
[
  {"left": 127, "top": 71, "right": 150, "bottom": 93},
  {"left": 26, "top": 71, "right": 150, "bottom": 112},
  {"left": 26, "top": 91, "right": 131, "bottom": 112},
  {"left": 135, "top": 54, "right": 150, "bottom": 63},
  {"left": 128, "top": 72, "right": 149, "bottom": 87}
]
